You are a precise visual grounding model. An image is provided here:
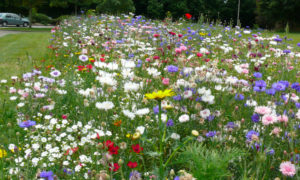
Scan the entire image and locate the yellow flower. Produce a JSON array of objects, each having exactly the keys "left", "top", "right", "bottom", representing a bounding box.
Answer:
[
  {"left": 75, "top": 52, "right": 81, "bottom": 55},
  {"left": 126, "top": 133, "right": 132, "bottom": 138},
  {"left": 0, "top": 148, "right": 7, "bottom": 158},
  {"left": 191, "top": 130, "right": 199, "bottom": 136},
  {"left": 132, "top": 132, "right": 141, "bottom": 140},
  {"left": 145, "top": 89, "right": 175, "bottom": 100},
  {"left": 199, "top": 32, "right": 208, "bottom": 36}
]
